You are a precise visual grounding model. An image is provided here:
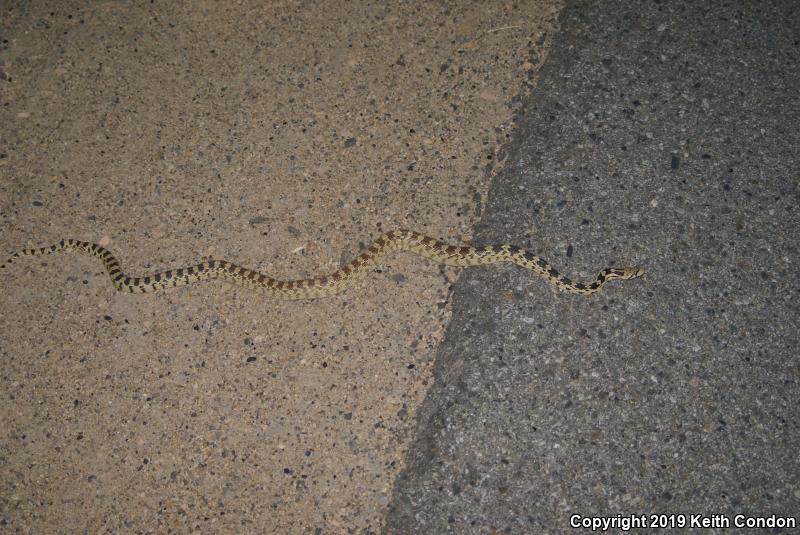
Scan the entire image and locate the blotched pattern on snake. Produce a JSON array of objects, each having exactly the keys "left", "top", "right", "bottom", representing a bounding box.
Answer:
[{"left": 1, "top": 230, "right": 644, "bottom": 299}]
